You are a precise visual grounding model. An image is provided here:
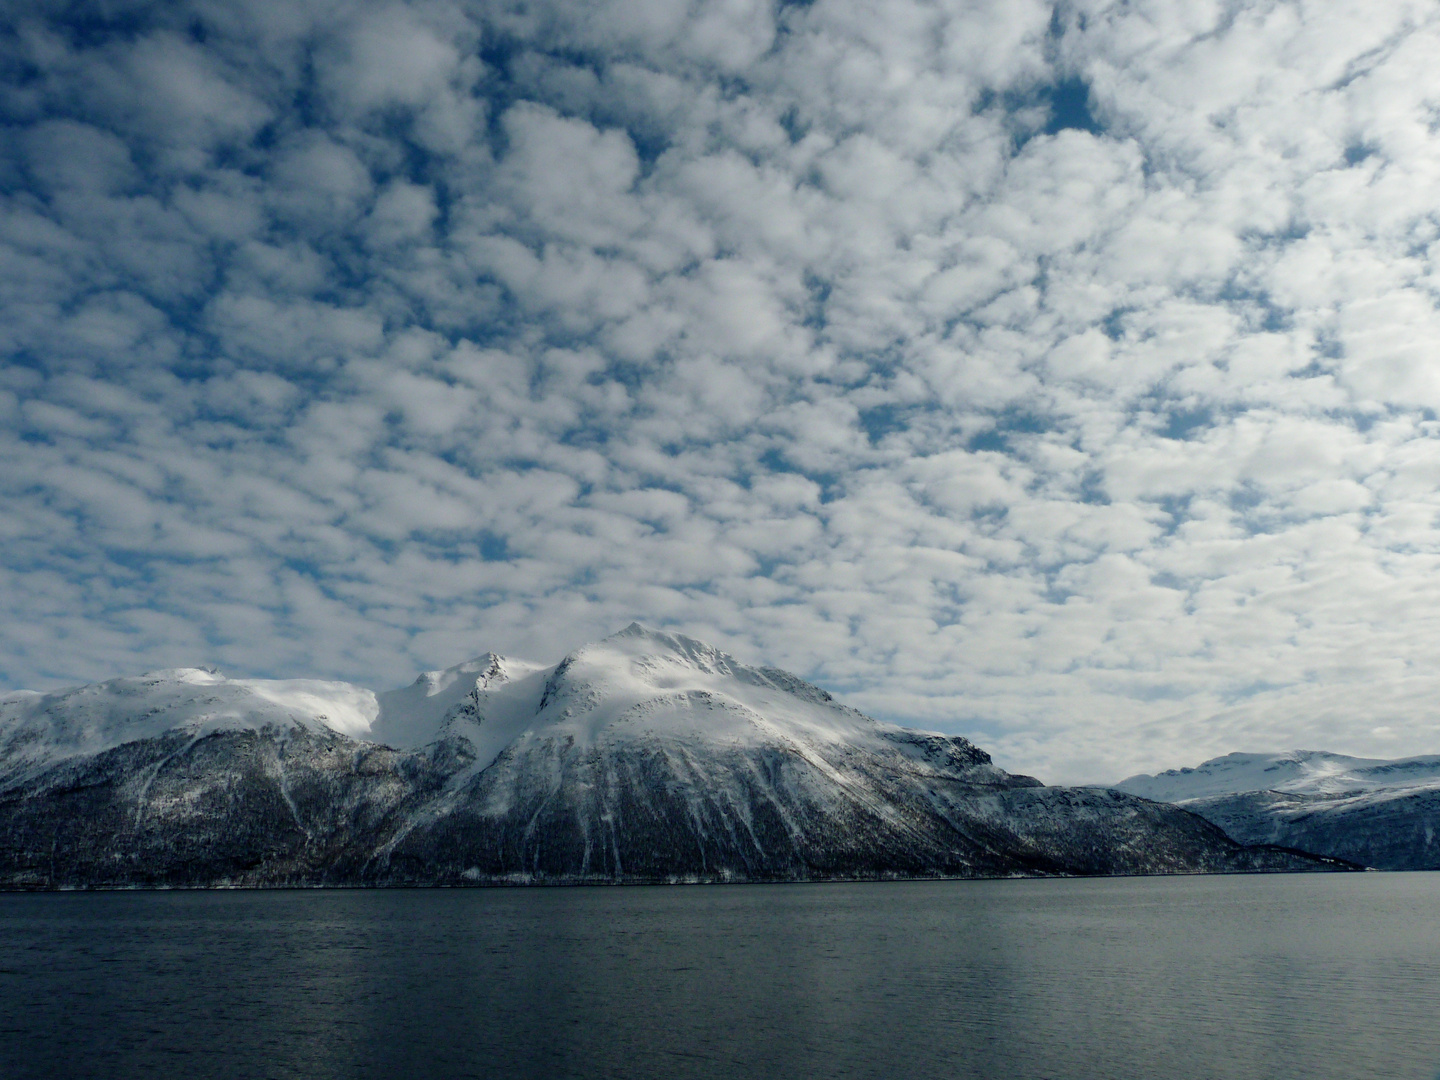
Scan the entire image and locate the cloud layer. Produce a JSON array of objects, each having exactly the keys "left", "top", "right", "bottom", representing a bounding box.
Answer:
[{"left": 4, "top": 0, "right": 1440, "bottom": 781}]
